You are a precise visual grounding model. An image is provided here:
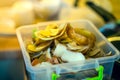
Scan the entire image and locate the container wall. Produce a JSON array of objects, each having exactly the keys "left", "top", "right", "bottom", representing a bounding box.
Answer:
[{"left": 101, "top": 62, "right": 115, "bottom": 79}]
